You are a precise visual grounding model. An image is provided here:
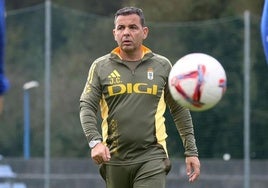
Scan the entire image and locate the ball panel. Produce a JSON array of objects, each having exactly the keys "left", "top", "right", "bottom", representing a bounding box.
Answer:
[{"left": 168, "top": 53, "right": 227, "bottom": 111}]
